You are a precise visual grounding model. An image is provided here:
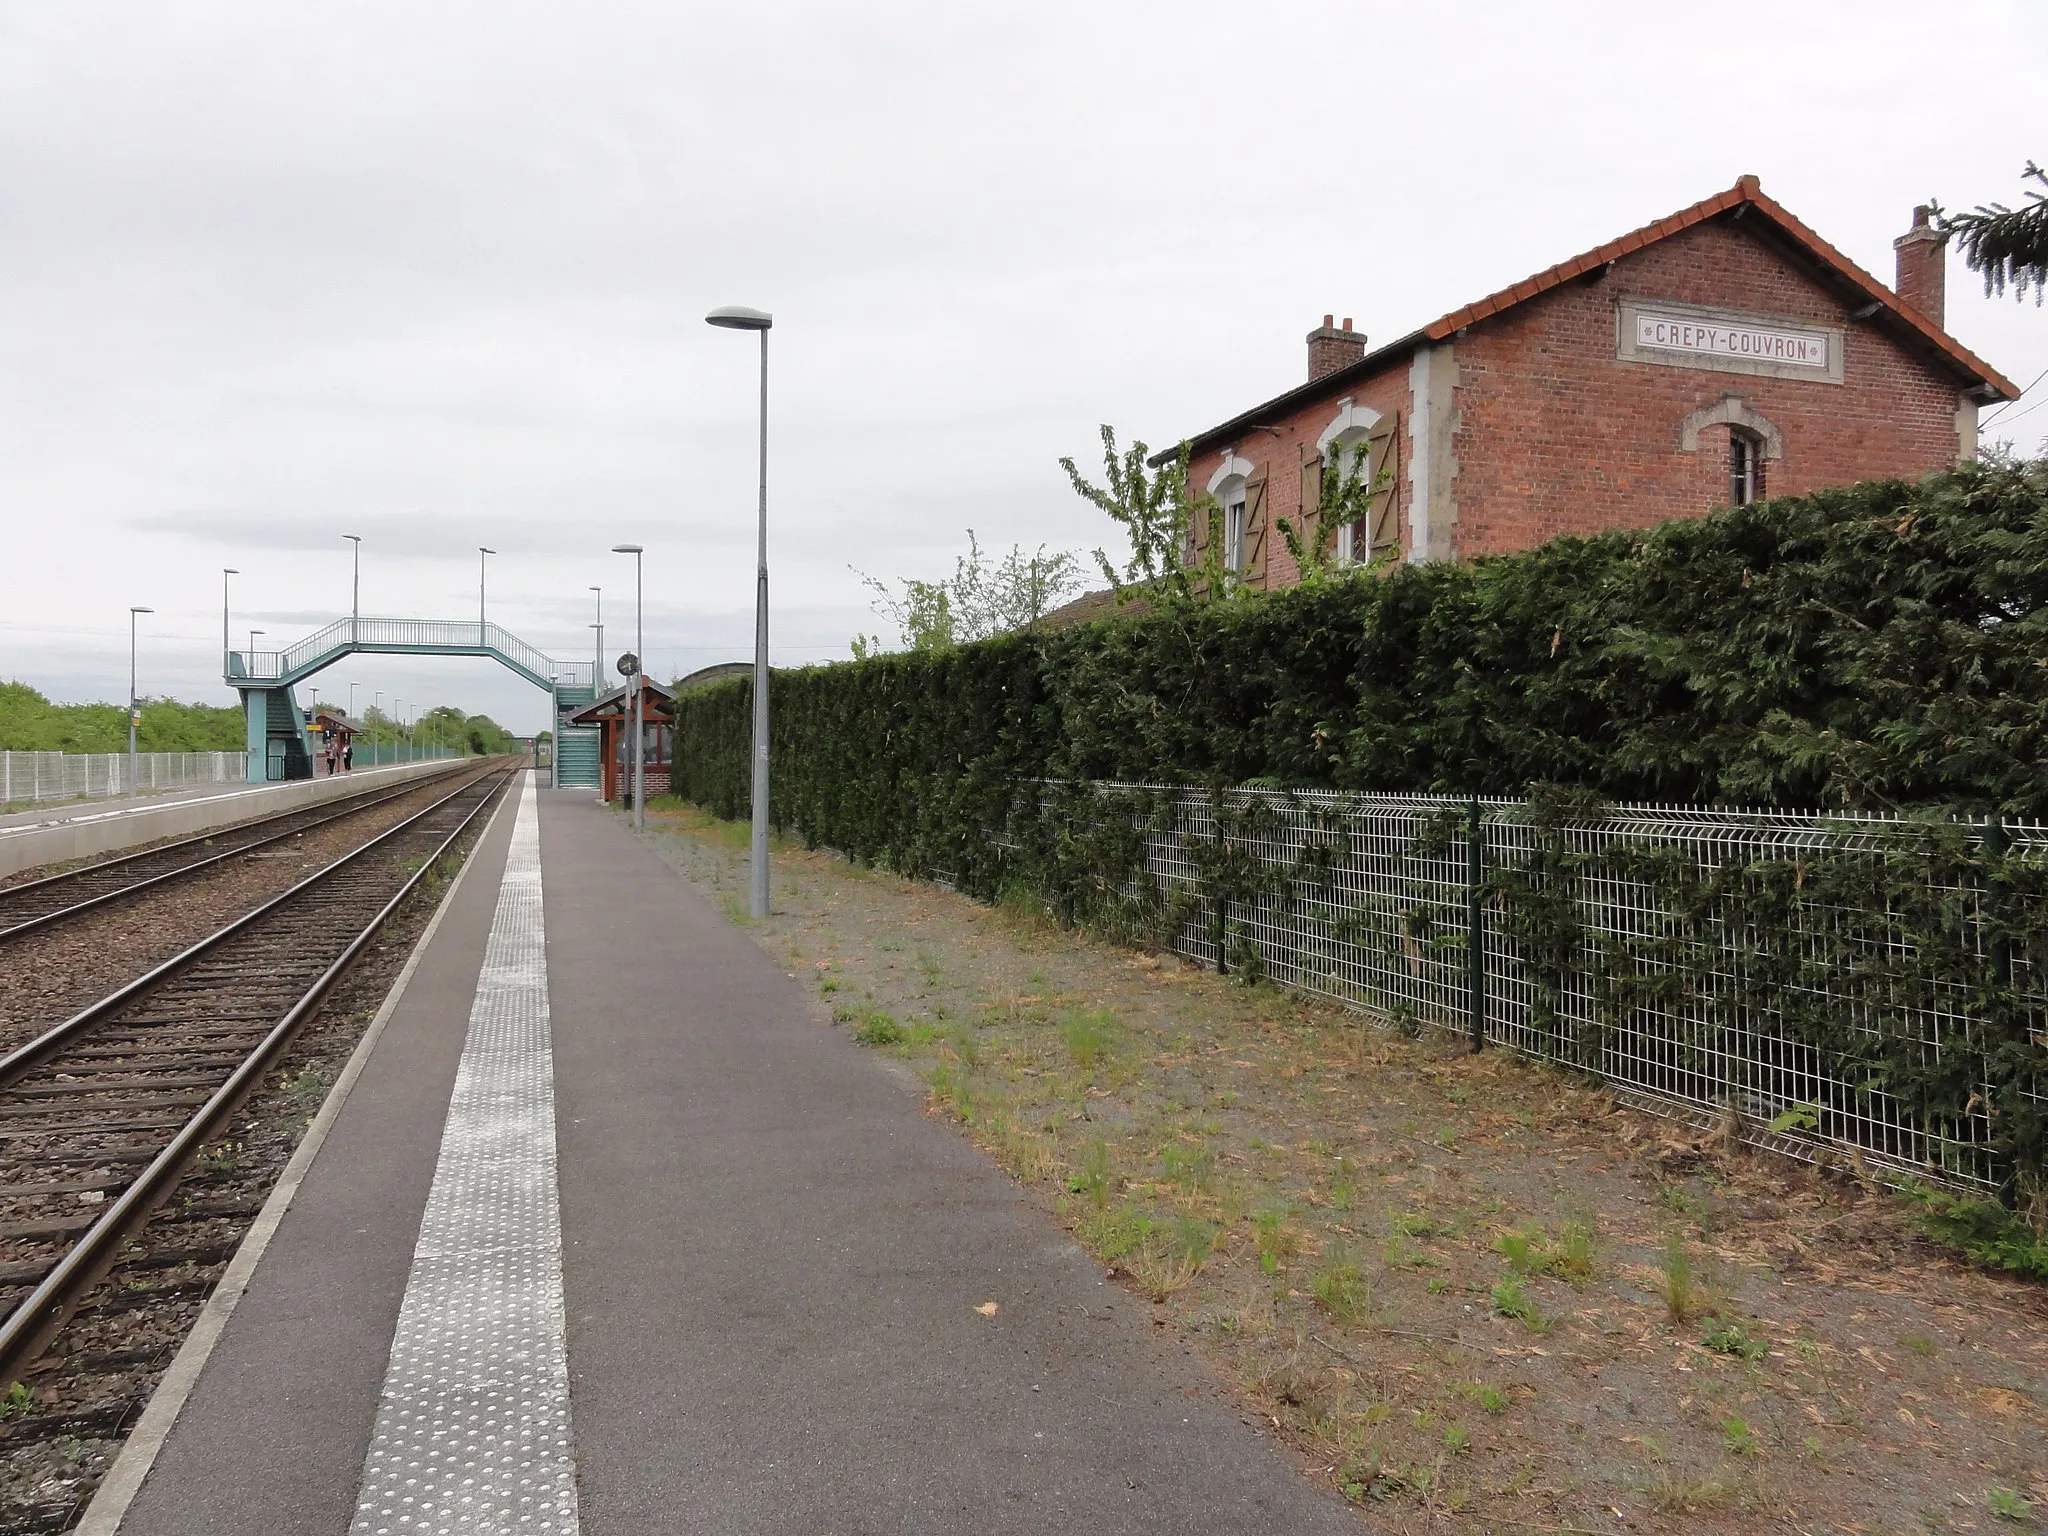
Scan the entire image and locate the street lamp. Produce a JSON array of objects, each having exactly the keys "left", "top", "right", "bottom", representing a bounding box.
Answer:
[
  {"left": 589, "top": 586, "right": 603, "bottom": 691},
  {"left": 706, "top": 303, "right": 774, "bottom": 919},
  {"left": 248, "top": 628, "right": 264, "bottom": 657},
  {"left": 611, "top": 545, "right": 645, "bottom": 829},
  {"left": 221, "top": 568, "right": 238, "bottom": 677},
  {"left": 479, "top": 547, "right": 495, "bottom": 638},
  {"left": 127, "top": 606, "right": 153, "bottom": 795},
  {"left": 347, "top": 680, "right": 359, "bottom": 719},
  {"left": 344, "top": 534, "right": 363, "bottom": 640}
]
